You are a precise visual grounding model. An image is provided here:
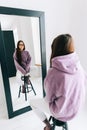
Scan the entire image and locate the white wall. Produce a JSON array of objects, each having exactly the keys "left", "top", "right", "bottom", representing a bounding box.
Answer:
[{"left": 0, "top": 0, "right": 87, "bottom": 118}]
